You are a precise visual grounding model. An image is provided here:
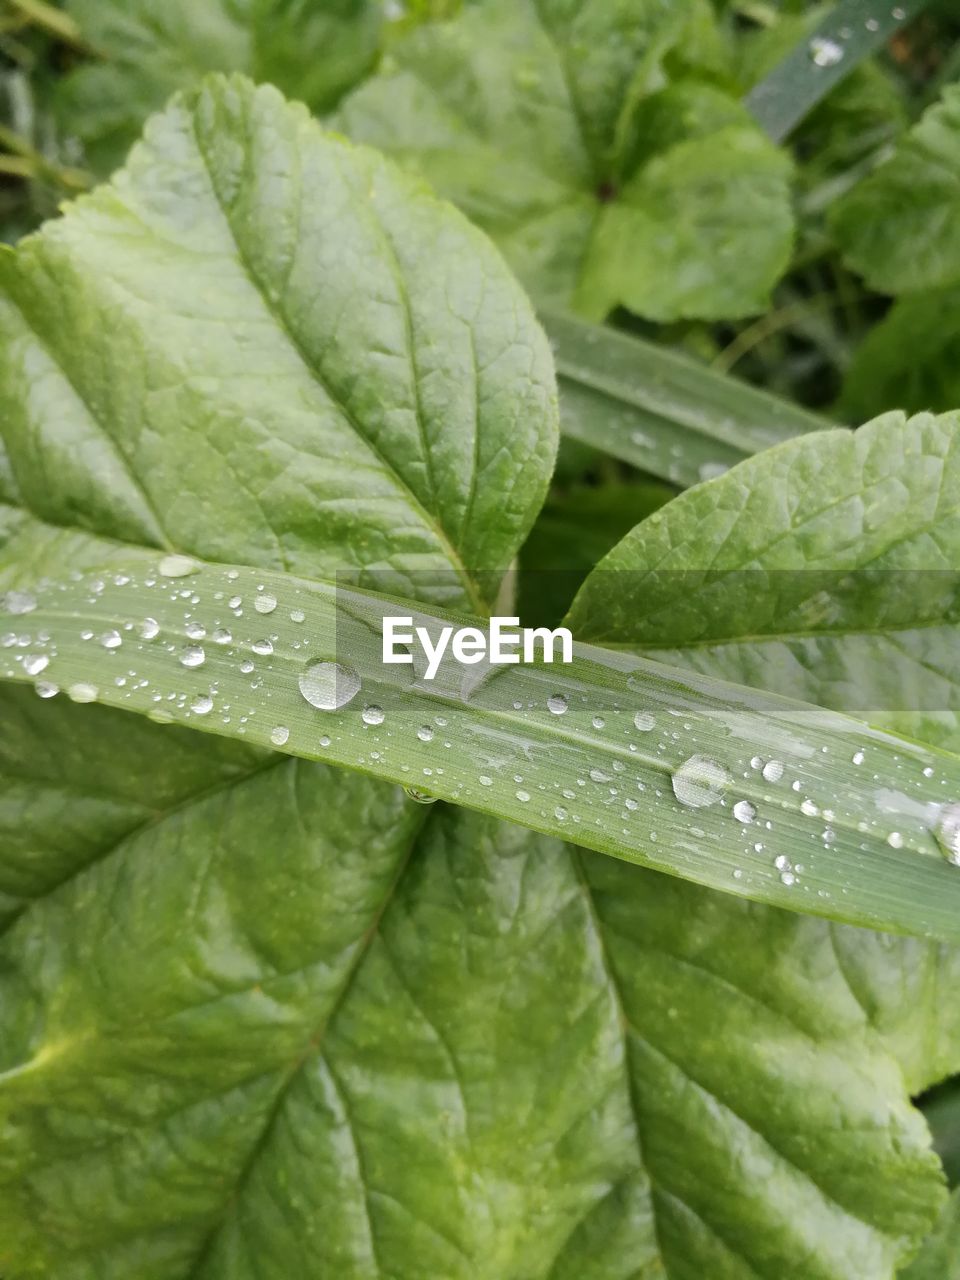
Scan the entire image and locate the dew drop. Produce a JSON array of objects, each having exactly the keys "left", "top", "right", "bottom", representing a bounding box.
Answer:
[
  {"left": 240, "top": 659, "right": 255, "bottom": 675},
  {"left": 887, "top": 830, "right": 904, "bottom": 849},
  {"left": 185, "top": 621, "right": 206, "bottom": 640},
  {"left": 733, "top": 799, "right": 756, "bottom": 824},
  {"left": 761, "top": 759, "right": 784, "bottom": 783},
  {"left": 555, "top": 805, "right": 568, "bottom": 820},
  {"left": 141, "top": 617, "right": 160, "bottom": 640},
  {"left": 212, "top": 627, "right": 232, "bottom": 645},
  {"left": 4, "top": 590, "right": 36, "bottom": 615},
  {"left": 158, "top": 554, "right": 199, "bottom": 578},
  {"left": 516, "top": 788, "right": 531, "bottom": 803},
  {"left": 270, "top": 725, "right": 290, "bottom": 746},
  {"left": 252, "top": 639, "right": 274, "bottom": 656},
  {"left": 934, "top": 803, "right": 960, "bottom": 865},
  {"left": 298, "top": 660, "right": 361, "bottom": 710},
  {"left": 809, "top": 36, "right": 844, "bottom": 66},
  {"left": 800, "top": 798, "right": 819, "bottom": 817},
  {"left": 100, "top": 629, "right": 122, "bottom": 650},
  {"left": 191, "top": 694, "right": 213, "bottom": 715},
  {"left": 290, "top": 608, "right": 305, "bottom": 623},
  {"left": 634, "top": 710, "right": 656, "bottom": 732},
  {"left": 35, "top": 680, "right": 58, "bottom": 699},
  {"left": 23, "top": 653, "right": 49, "bottom": 676},
  {"left": 67, "top": 682, "right": 98, "bottom": 704},
  {"left": 417, "top": 725, "right": 434, "bottom": 742},
  {"left": 592, "top": 715, "right": 605, "bottom": 729},
  {"left": 255, "top": 593, "right": 277, "bottom": 615},
  {"left": 362, "top": 705, "right": 385, "bottom": 726},
  {"left": 780, "top": 871, "right": 796, "bottom": 887},
  {"left": 852, "top": 750, "right": 865, "bottom": 765},
  {"left": 547, "top": 693, "right": 568, "bottom": 715},
  {"left": 479, "top": 775, "right": 493, "bottom": 787},
  {"left": 180, "top": 645, "right": 206, "bottom": 669},
  {"left": 672, "top": 755, "right": 730, "bottom": 809}
]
